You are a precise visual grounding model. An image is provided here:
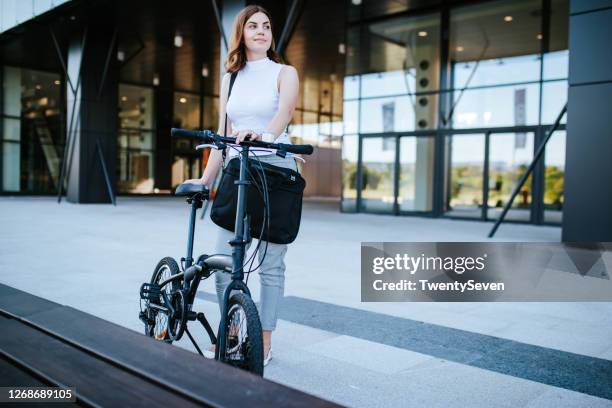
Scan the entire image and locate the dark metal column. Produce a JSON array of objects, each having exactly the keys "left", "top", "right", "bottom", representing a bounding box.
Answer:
[
  {"left": 563, "top": 0, "right": 612, "bottom": 241},
  {"left": 64, "top": 18, "right": 118, "bottom": 204}
]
